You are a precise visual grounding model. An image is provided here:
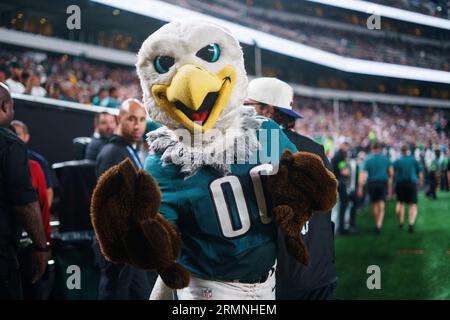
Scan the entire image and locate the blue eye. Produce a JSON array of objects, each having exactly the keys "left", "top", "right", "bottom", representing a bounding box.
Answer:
[
  {"left": 196, "top": 43, "right": 220, "bottom": 63},
  {"left": 154, "top": 56, "right": 175, "bottom": 74}
]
